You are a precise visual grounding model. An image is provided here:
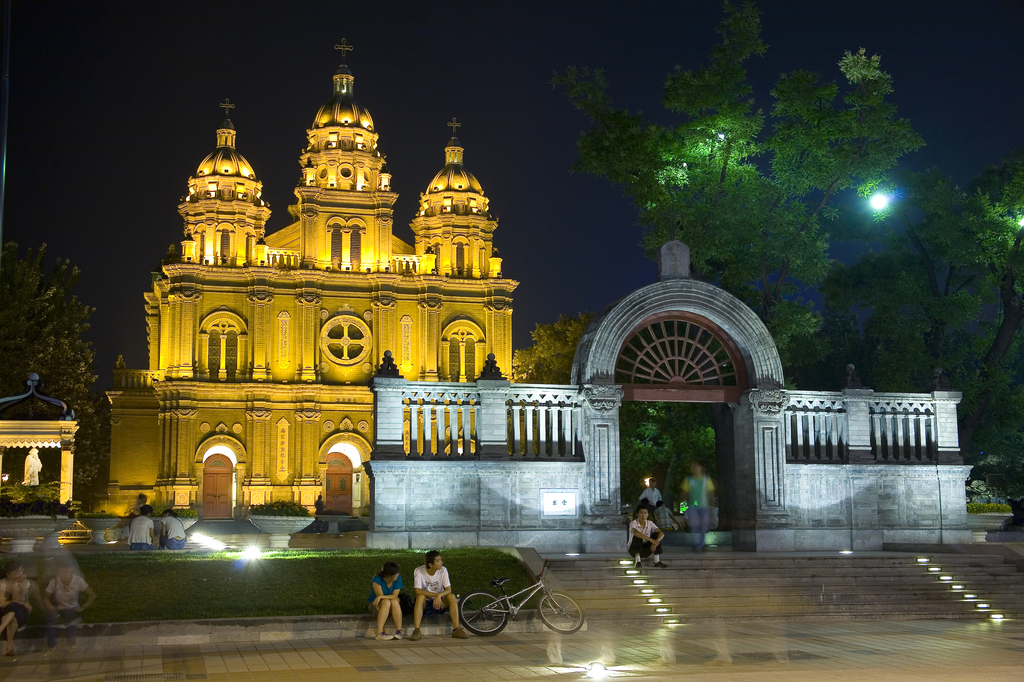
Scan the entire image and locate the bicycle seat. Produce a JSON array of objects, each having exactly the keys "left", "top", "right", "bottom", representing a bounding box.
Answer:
[{"left": 491, "top": 577, "right": 512, "bottom": 587}]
